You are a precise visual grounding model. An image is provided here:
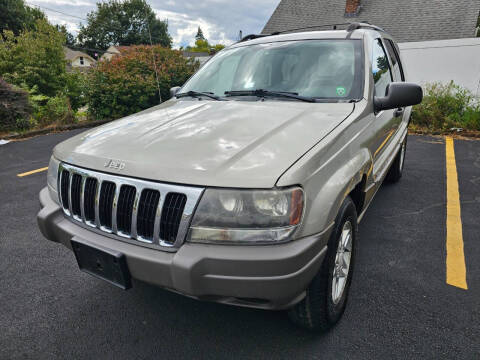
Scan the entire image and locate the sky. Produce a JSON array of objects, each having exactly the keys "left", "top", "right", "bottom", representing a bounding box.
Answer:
[{"left": 26, "top": 0, "right": 279, "bottom": 48}]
